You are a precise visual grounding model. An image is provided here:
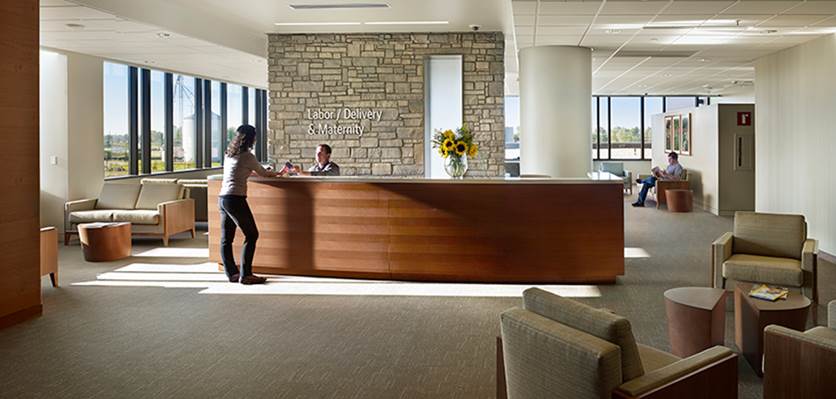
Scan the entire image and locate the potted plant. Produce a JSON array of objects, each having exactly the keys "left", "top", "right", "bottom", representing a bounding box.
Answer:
[{"left": 432, "top": 124, "right": 478, "bottom": 178}]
